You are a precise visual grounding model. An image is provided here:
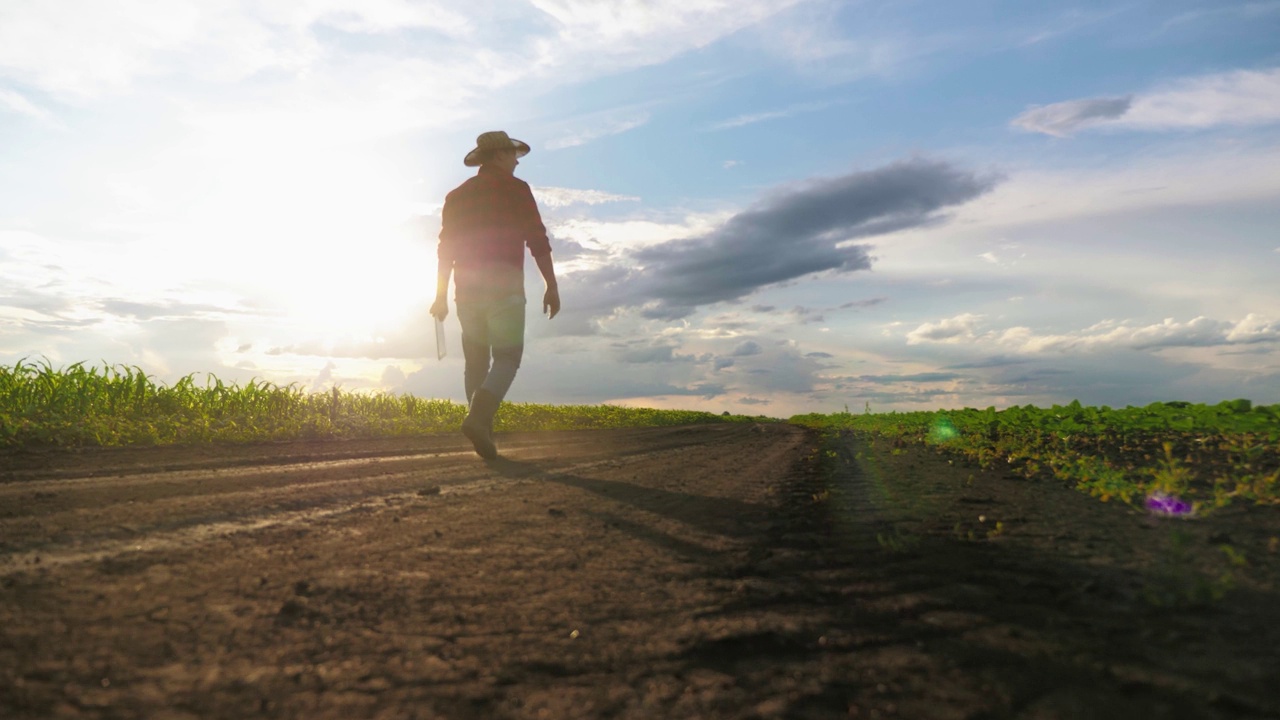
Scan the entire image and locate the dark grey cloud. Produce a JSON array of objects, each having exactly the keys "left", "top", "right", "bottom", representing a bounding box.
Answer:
[
  {"left": 784, "top": 298, "right": 887, "bottom": 325},
  {"left": 546, "top": 236, "right": 607, "bottom": 261},
  {"left": 557, "top": 157, "right": 998, "bottom": 325},
  {"left": 818, "top": 386, "right": 961, "bottom": 405},
  {"left": 1003, "top": 368, "right": 1073, "bottom": 384},
  {"left": 805, "top": 351, "right": 834, "bottom": 358},
  {"left": 99, "top": 299, "right": 249, "bottom": 320},
  {"left": 944, "top": 355, "right": 1032, "bottom": 369},
  {"left": 1218, "top": 347, "right": 1275, "bottom": 356},
  {"left": 687, "top": 383, "right": 727, "bottom": 398},
  {"left": 613, "top": 343, "right": 694, "bottom": 364},
  {"left": 855, "top": 372, "right": 963, "bottom": 384},
  {"left": 731, "top": 340, "right": 763, "bottom": 357},
  {"left": 839, "top": 297, "right": 887, "bottom": 310},
  {"left": 0, "top": 291, "right": 76, "bottom": 317},
  {"left": 788, "top": 306, "right": 825, "bottom": 324},
  {"left": 738, "top": 397, "right": 771, "bottom": 406},
  {"left": 1011, "top": 96, "right": 1132, "bottom": 137},
  {"left": 714, "top": 357, "right": 735, "bottom": 370}
]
